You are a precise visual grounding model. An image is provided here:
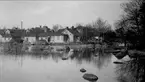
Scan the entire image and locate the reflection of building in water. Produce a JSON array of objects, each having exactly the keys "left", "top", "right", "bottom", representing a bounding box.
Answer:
[
  {"left": 89, "top": 52, "right": 113, "bottom": 69},
  {"left": 18, "top": 56, "right": 23, "bottom": 67},
  {"left": 0, "top": 56, "right": 3, "bottom": 80},
  {"left": 63, "top": 49, "right": 74, "bottom": 58}
]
